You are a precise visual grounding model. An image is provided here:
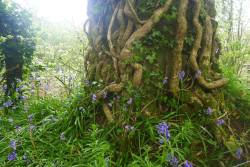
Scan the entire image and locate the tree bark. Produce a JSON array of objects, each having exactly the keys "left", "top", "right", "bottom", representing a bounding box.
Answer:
[{"left": 80, "top": 0, "right": 247, "bottom": 165}]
